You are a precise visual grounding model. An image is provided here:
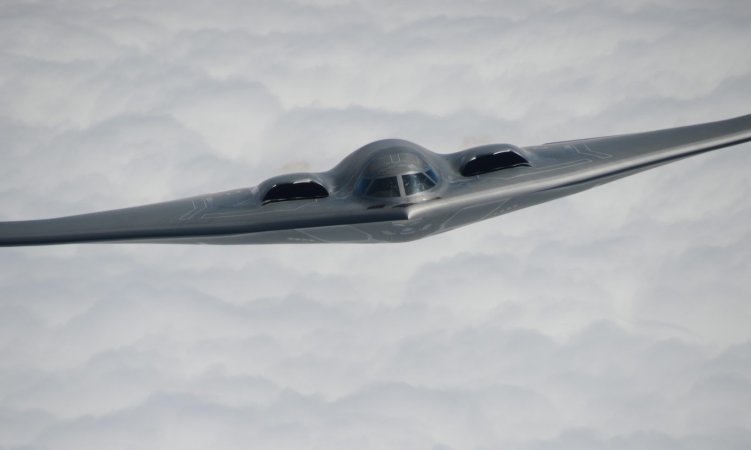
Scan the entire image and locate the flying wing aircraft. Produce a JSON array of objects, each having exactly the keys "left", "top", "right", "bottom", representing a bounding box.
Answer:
[{"left": 1, "top": 114, "right": 750, "bottom": 246}]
